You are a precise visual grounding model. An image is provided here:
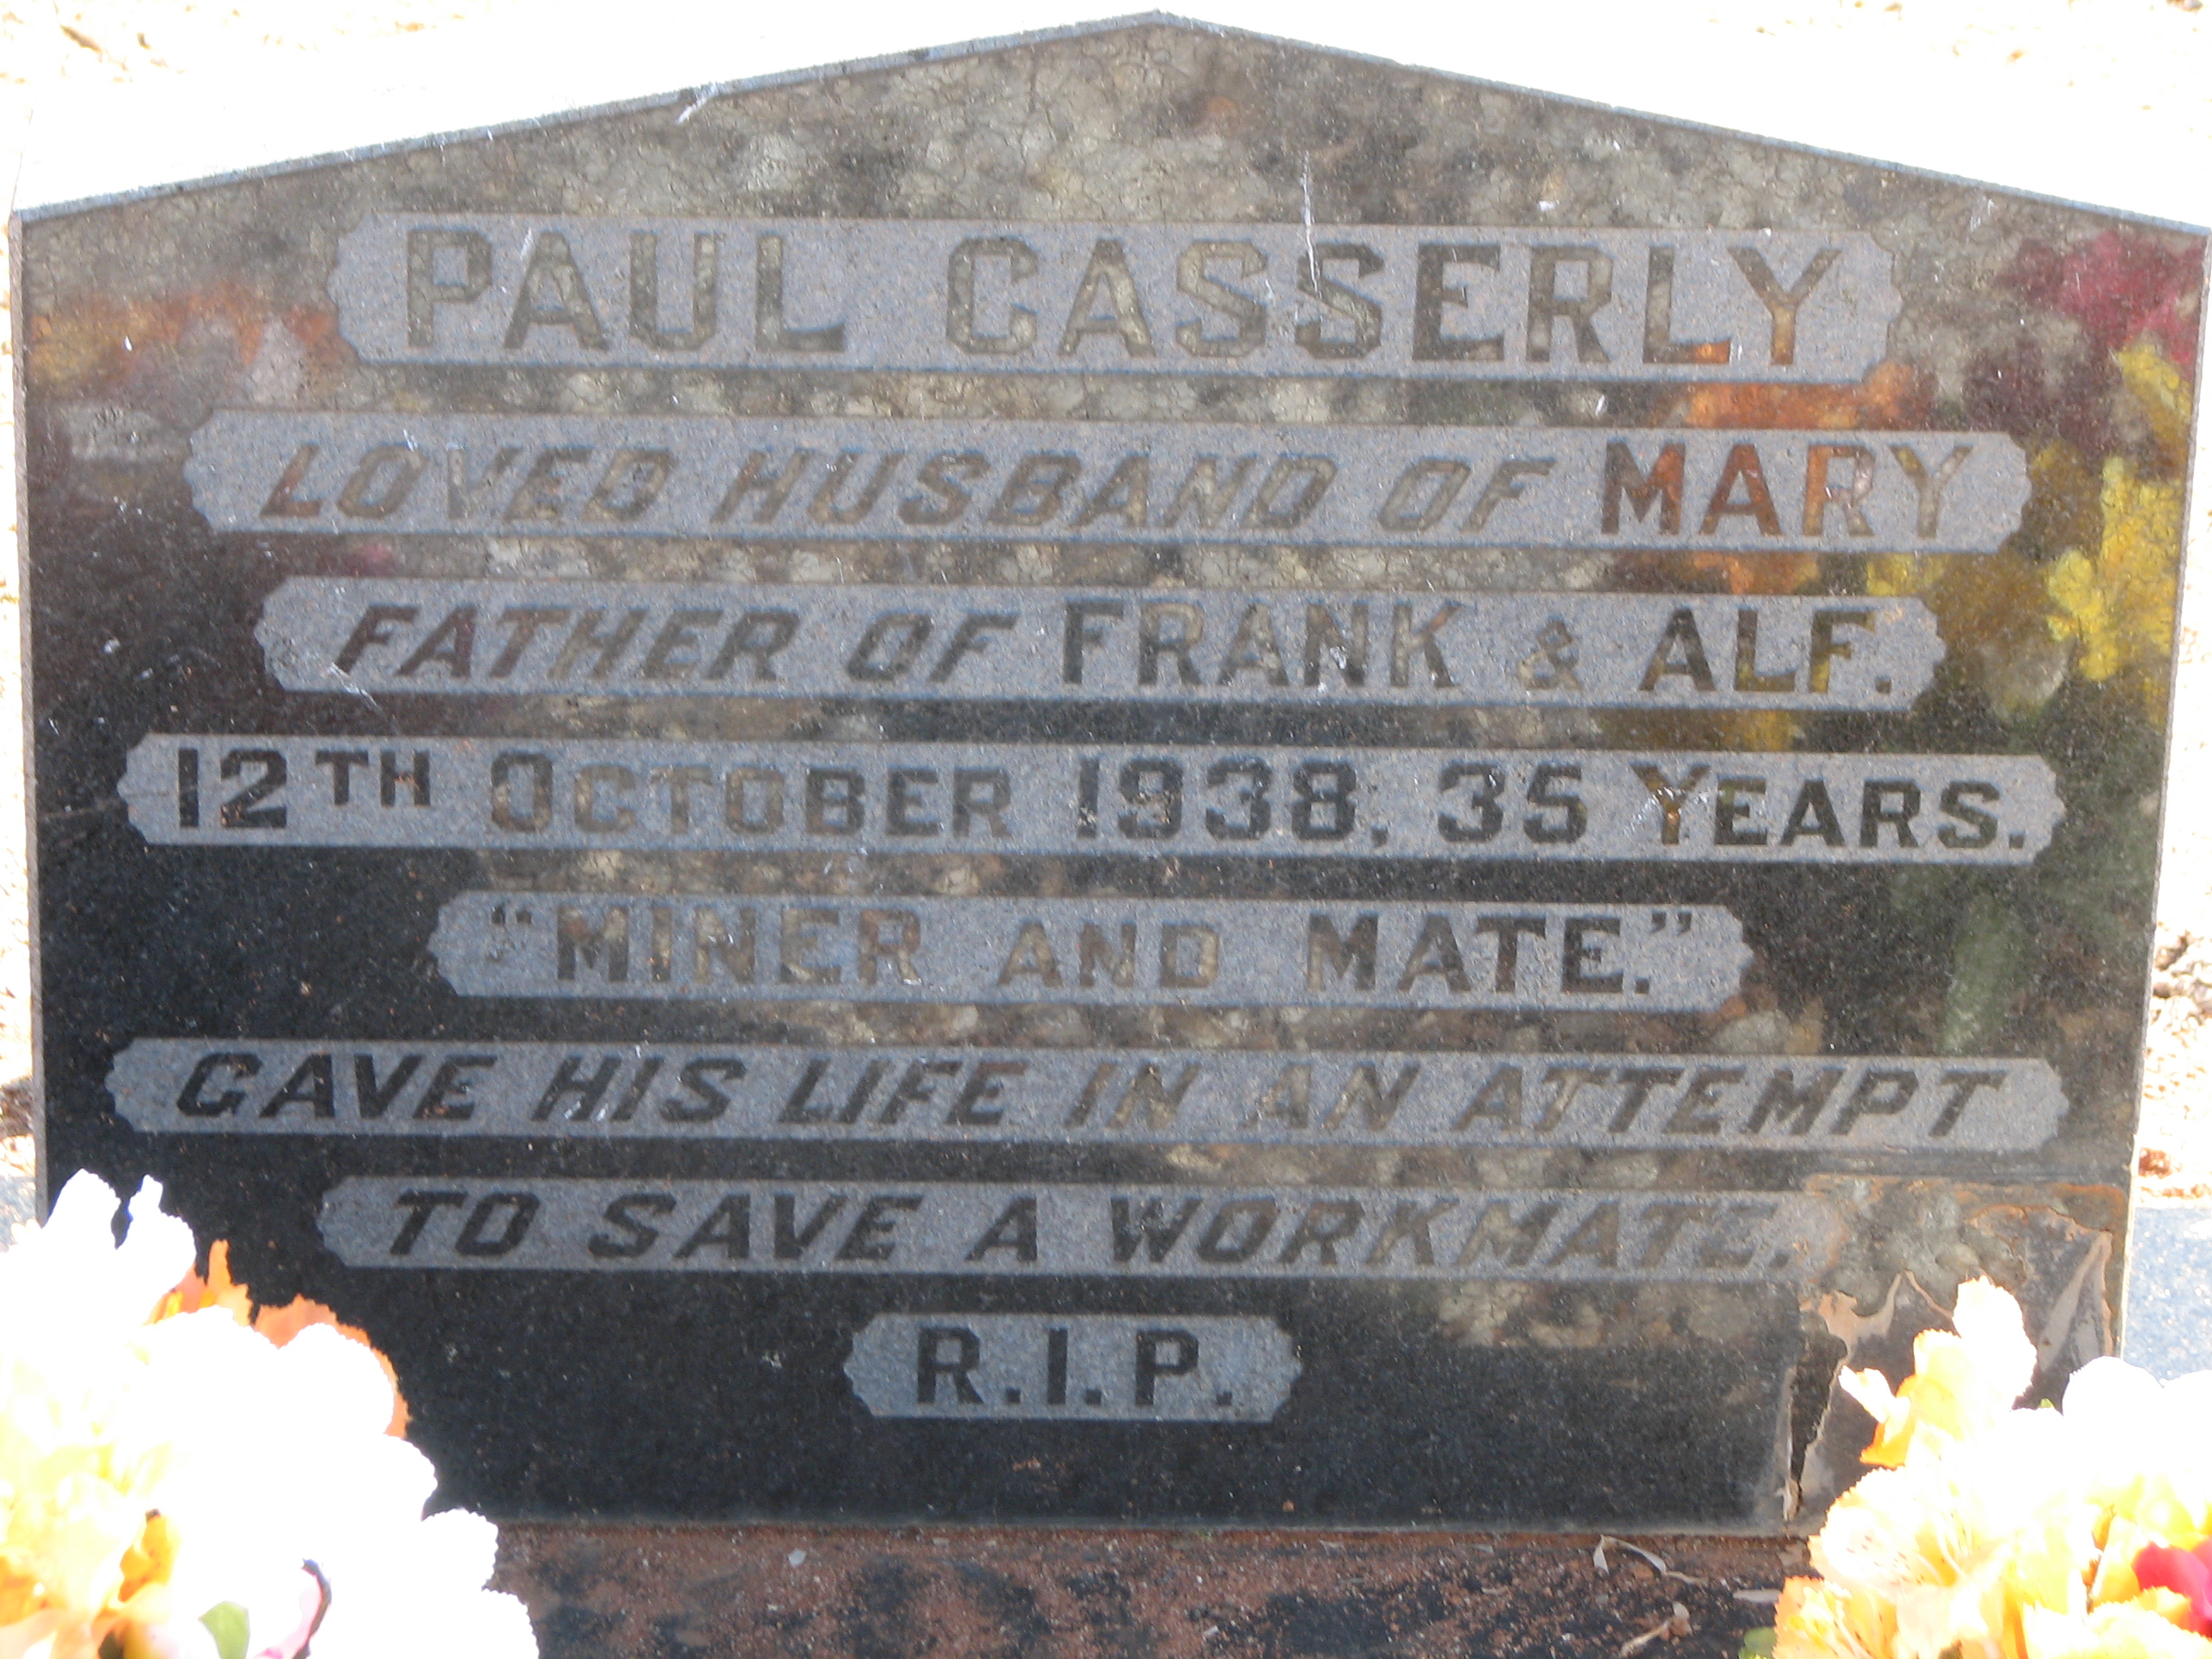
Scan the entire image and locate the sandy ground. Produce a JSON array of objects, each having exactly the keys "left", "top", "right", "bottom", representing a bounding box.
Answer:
[{"left": 3, "top": 0, "right": 2212, "bottom": 1200}]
